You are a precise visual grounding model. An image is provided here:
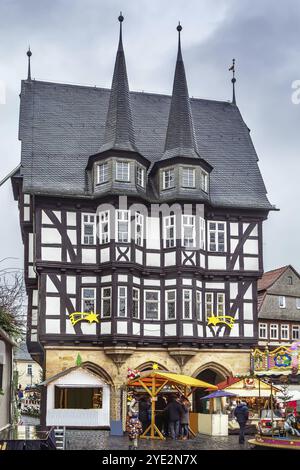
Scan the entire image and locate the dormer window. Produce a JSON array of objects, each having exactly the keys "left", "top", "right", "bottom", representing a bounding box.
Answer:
[
  {"left": 136, "top": 166, "right": 145, "bottom": 188},
  {"left": 201, "top": 170, "right": 209, "bottom": 193},
  {"left": 182, "top": 167, "right": 195, "bottom": 188},
  {"left": 97, "top": 162, "right": 108, "bottom": 184},
  {"left": 116, "top": 161, "right": 130, "bottom": 182},
  {"left": 163, "top": 168, "right": 175, "bottom": 190}
]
